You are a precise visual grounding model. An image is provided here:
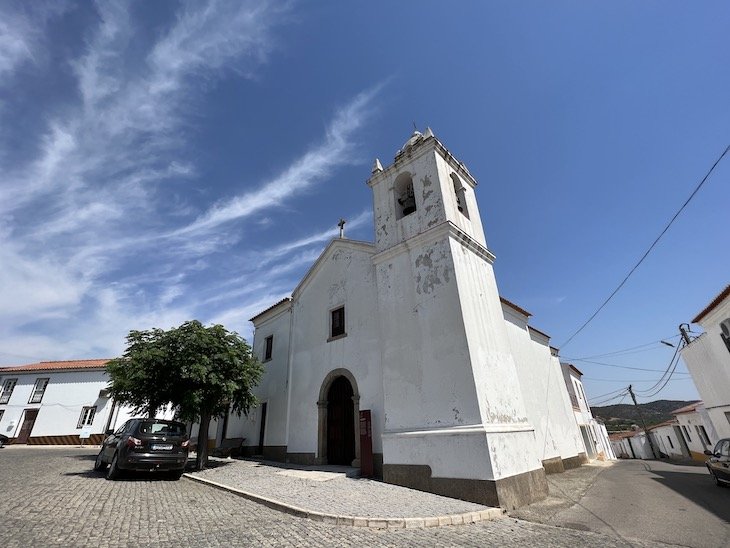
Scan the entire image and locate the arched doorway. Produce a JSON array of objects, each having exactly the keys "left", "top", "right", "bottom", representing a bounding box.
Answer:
[
  {"left": 317, "top": 368, "right": 360, "bottom": 467},
  {"left": 327, "top": 376, "right": 355, "bottom": 465}
]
